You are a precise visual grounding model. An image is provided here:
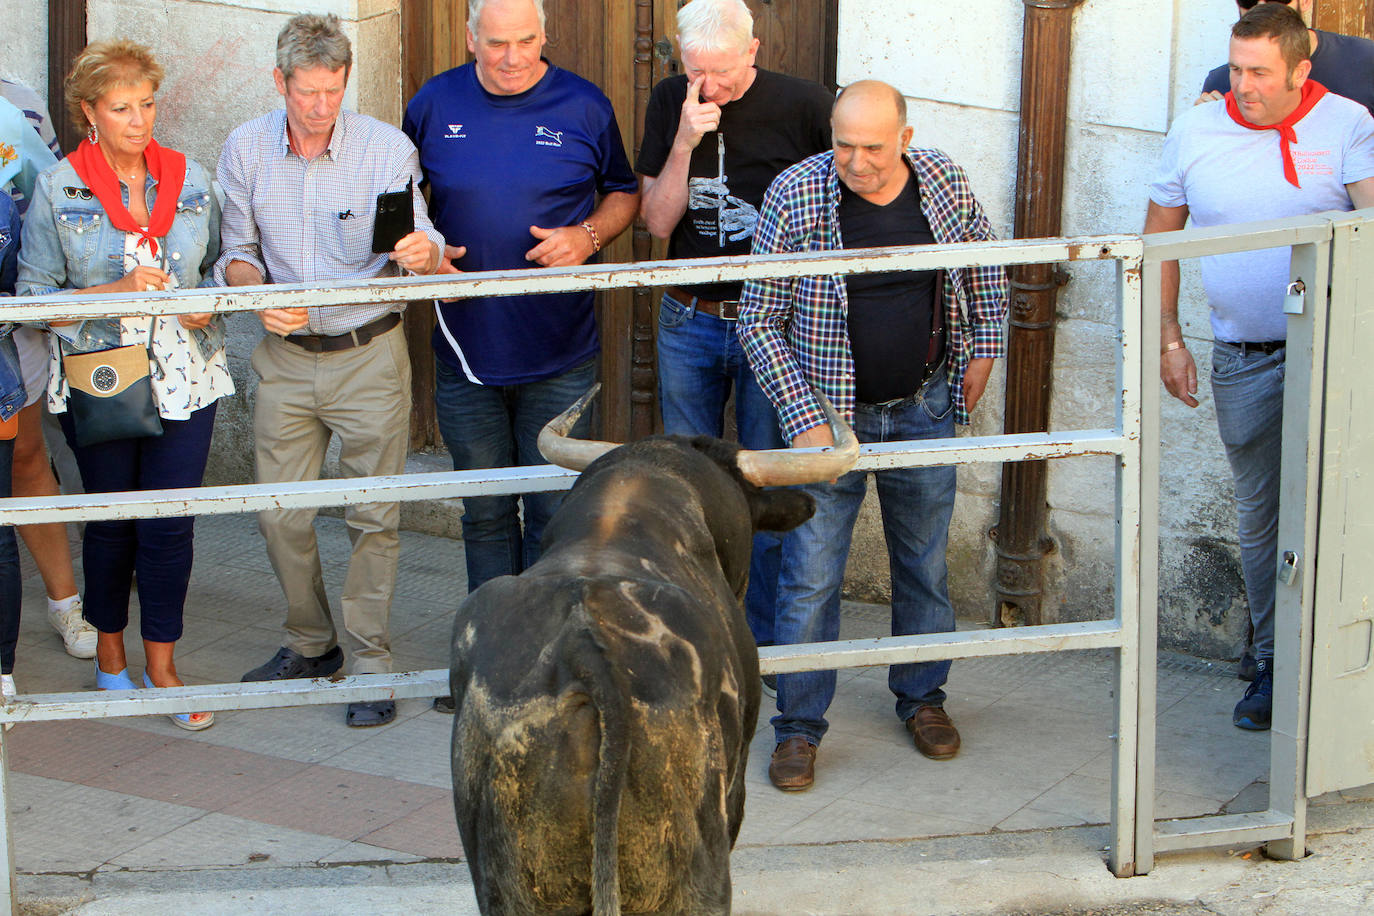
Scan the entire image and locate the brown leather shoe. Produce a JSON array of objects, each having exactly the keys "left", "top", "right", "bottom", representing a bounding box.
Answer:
[
  {"left": 769, "top": 737, "right": 817, "bottom": 791},
  {"left": 906, "top": 706, "right": 961, "bottom": 760}
]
